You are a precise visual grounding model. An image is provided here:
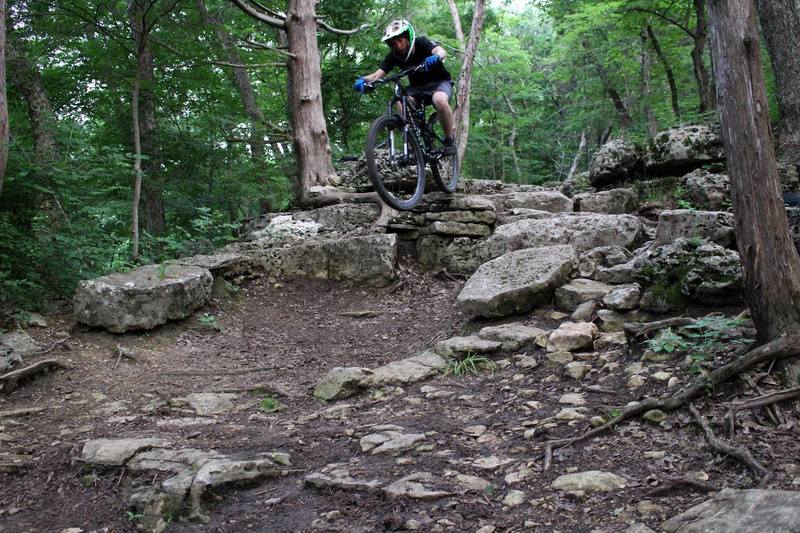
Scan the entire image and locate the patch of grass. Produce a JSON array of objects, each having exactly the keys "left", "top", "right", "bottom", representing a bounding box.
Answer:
[
  {"left": 196, "top": 313, "right": 222, "bottom": 331},
  {"left": 155, "top": 262, "right": 169, "bottom": 280},
  {"left": 442, "top": 352, "right": 496, "bottom": 377},
  {"left": 126, "top": 511, "right": 144, "bottom": 522},
  {"left": 258, "top": 395, "right": 280, "bottom": 413}
]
